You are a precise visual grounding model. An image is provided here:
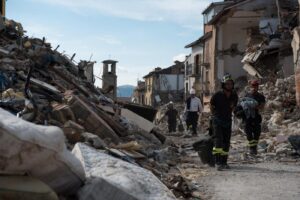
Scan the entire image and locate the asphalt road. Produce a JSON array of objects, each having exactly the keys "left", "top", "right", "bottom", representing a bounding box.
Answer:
[{"left": 199, "top": 162, "right": 300, "bottom": 200}]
